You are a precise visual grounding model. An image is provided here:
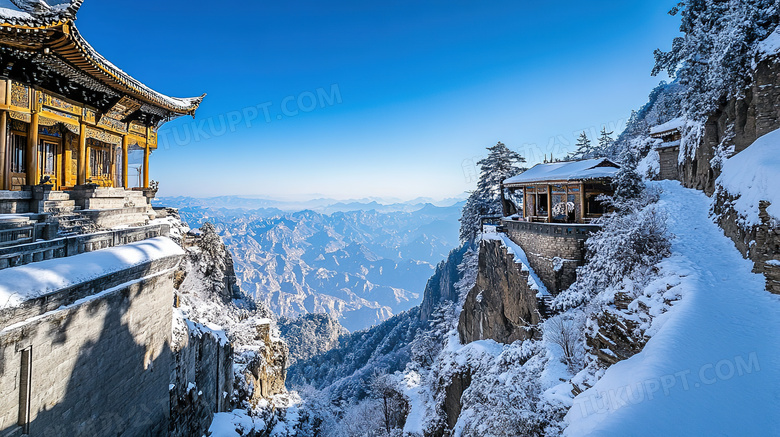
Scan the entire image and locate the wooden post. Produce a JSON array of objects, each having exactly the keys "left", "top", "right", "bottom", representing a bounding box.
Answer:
[
  {"left": 0, "top": 110, "right": 7, "bottom": 190},
  {"left": 579, "top": 182, "right": 586, "bottom": 224},
  {"left": 26, "top": 112, "right": 39, "bottom": 185},
  {"left": 78, "top": 124, "right": 87, "bottom": 185},
  {"left": 142, "top": 143, "right": 150, "bottom": 188},
  {"left": 522, "top": 186, "right": 527, "bottom": 220},
  {"left": 122, "top": 136, "right": 129, "bottom": 189},
  {"left": 546, "top": 184, "right": 552, "bottom": 223}
]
